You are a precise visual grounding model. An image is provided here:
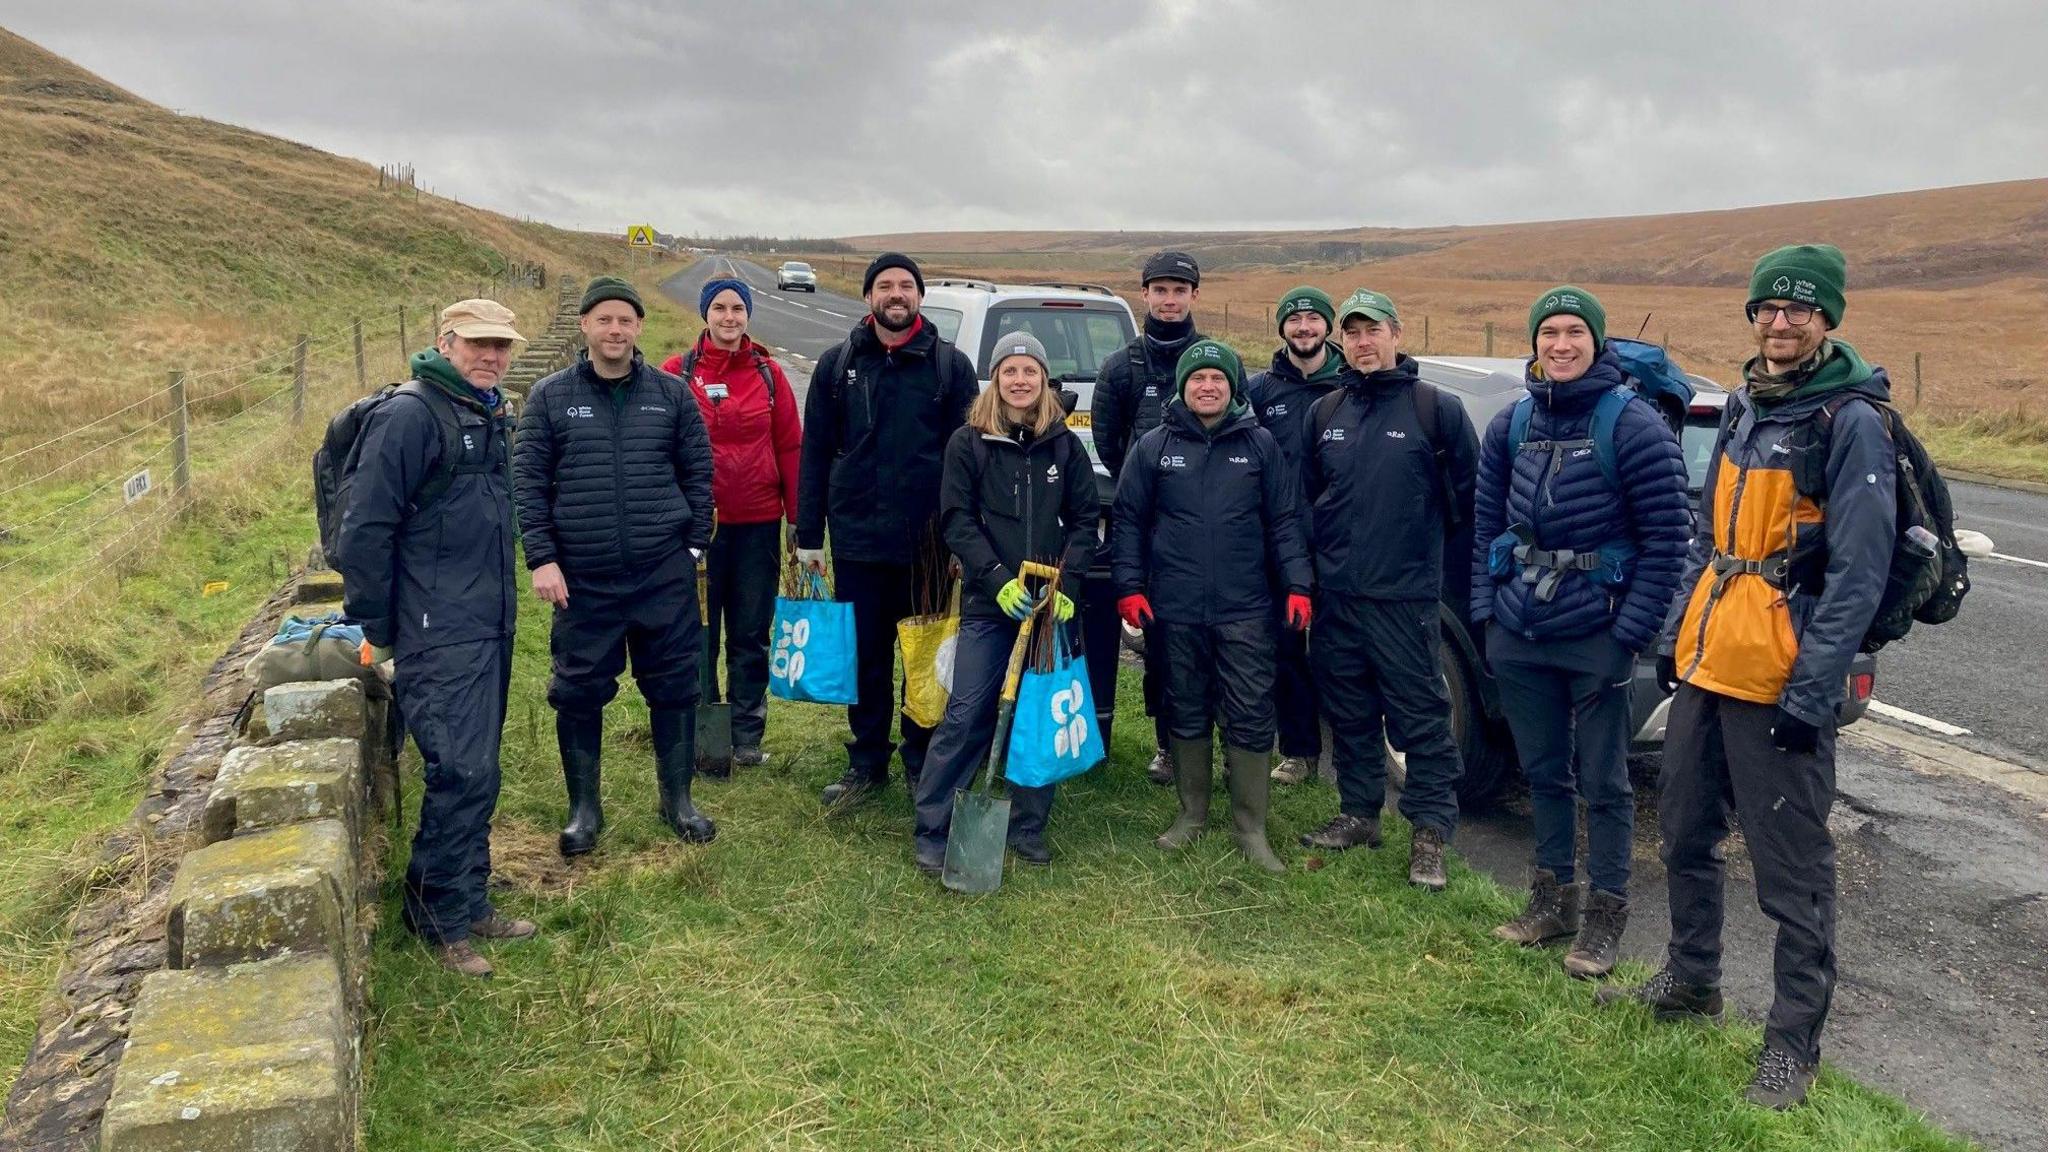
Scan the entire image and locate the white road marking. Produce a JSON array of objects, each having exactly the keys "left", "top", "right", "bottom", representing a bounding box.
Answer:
[
  {"left": 816, "top": 308, "right": 848, "bottom": 319},
  {"left": 1988, "top": 551, "right": 2048, "bottom": 571},
  {"left": 1868, "top": 700, "right": 1973, "bottom": 737}
]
